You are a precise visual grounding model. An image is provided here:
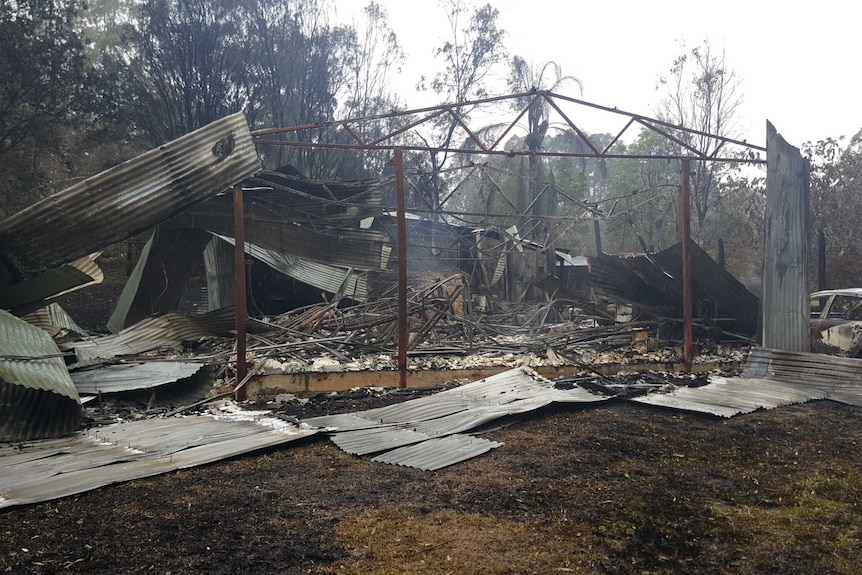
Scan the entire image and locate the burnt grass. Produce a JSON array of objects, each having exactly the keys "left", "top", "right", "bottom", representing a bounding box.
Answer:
[{"left": 2, "top": 397, "right": 862, "bottom": 575}]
